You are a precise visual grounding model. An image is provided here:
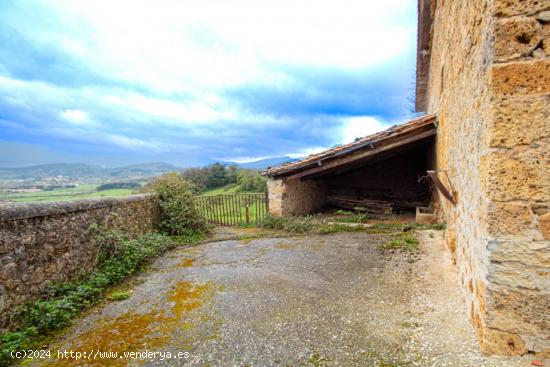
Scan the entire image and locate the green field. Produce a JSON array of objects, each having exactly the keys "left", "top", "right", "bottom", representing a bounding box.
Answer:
[
  {"left": 200, "top": 184, "right": 244, "bottom": 196},
  {"left": 0, "top": 184, "right": 136, "bottom": 203},
  {"left": 200, "top": 184, "right": 266, "bottom": 196}
]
